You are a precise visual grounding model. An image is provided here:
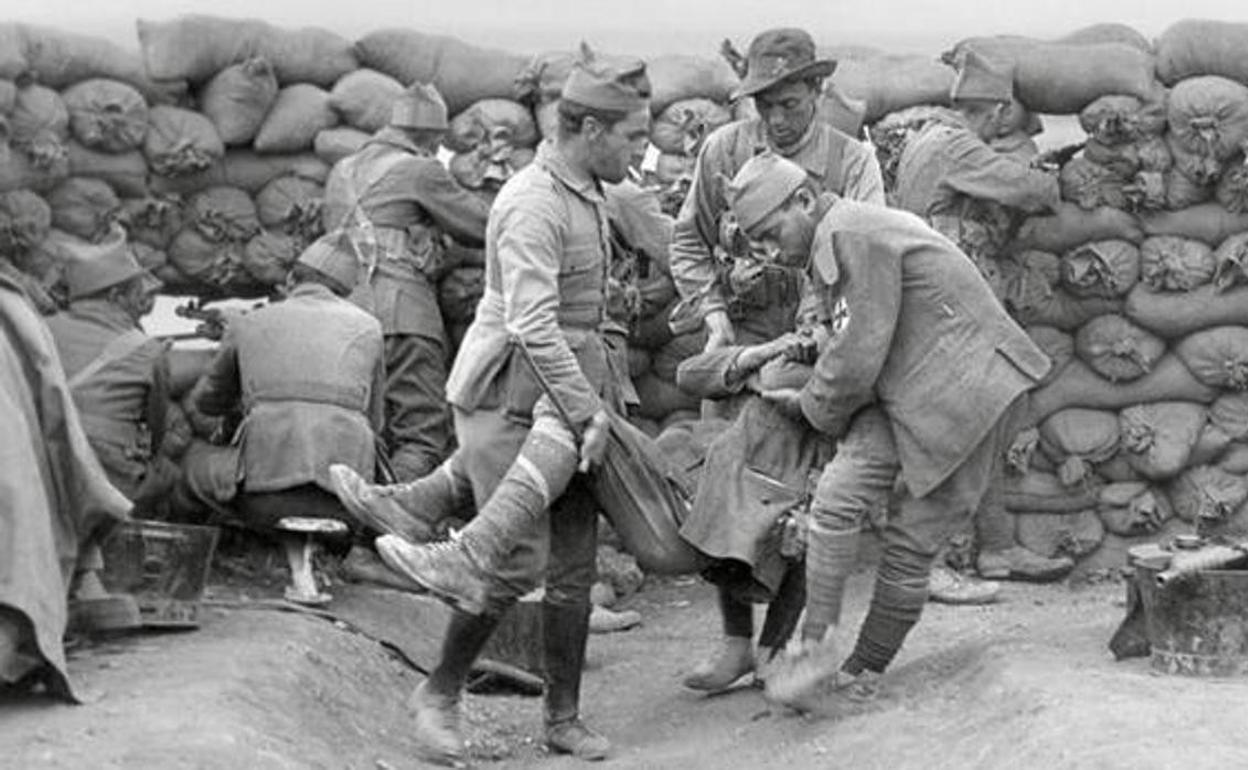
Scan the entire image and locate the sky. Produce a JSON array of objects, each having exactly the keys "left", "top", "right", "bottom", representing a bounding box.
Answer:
[{"left": 8, "top": 0, "right": 1248, "bottom": 58}]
